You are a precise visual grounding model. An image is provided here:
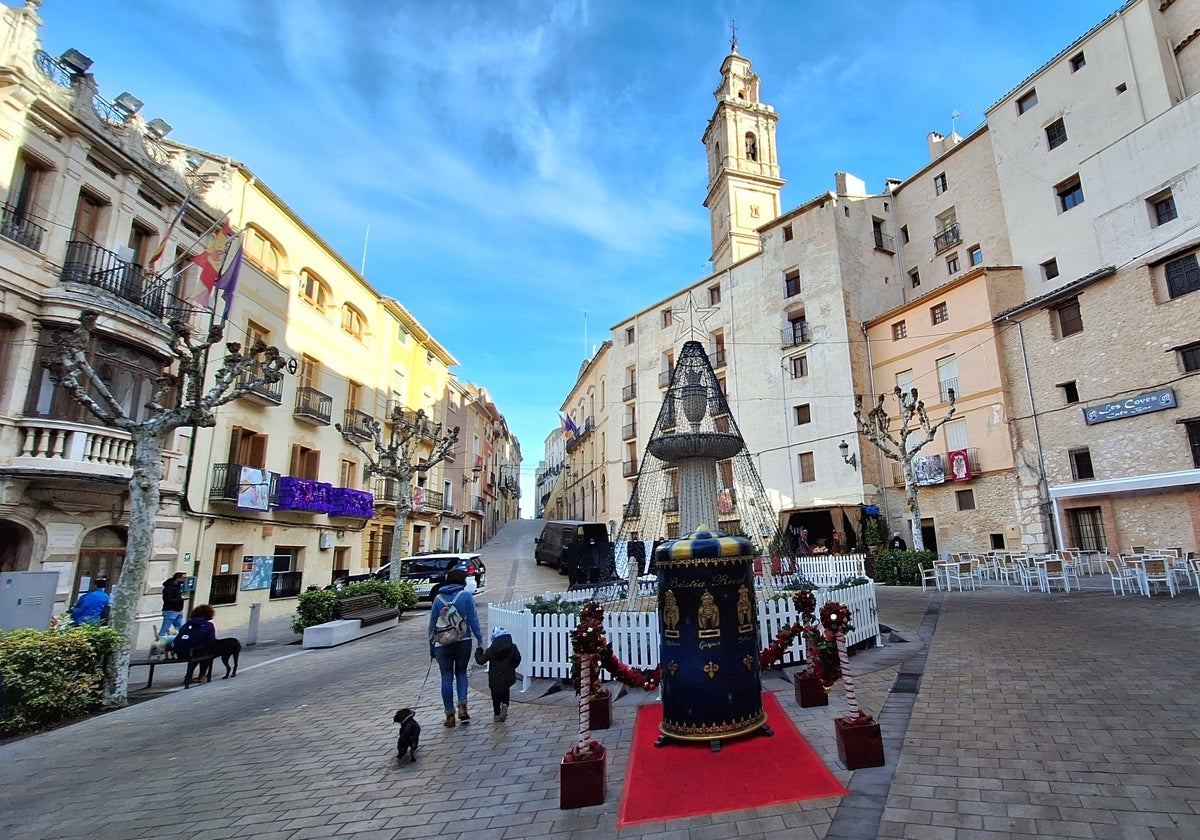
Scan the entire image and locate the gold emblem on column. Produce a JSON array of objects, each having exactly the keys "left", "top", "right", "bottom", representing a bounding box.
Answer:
[
  {"left": 663, "top": 590, "right": 680, "bottom": 639},
  {"left": 697, "top": 590, "right": 720, "bottom": 639},
  {"left": 703, "top": 661, "right": 720, "bottom": 679},
  {"left": 736, "top": 584, "right": 753, "bottom": 634},
  {"left": 743, "top": 654, "right": 755, "bottom": 671},
  {"left": 667, "top": 661, "right": 679, "bottom": 678}
]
